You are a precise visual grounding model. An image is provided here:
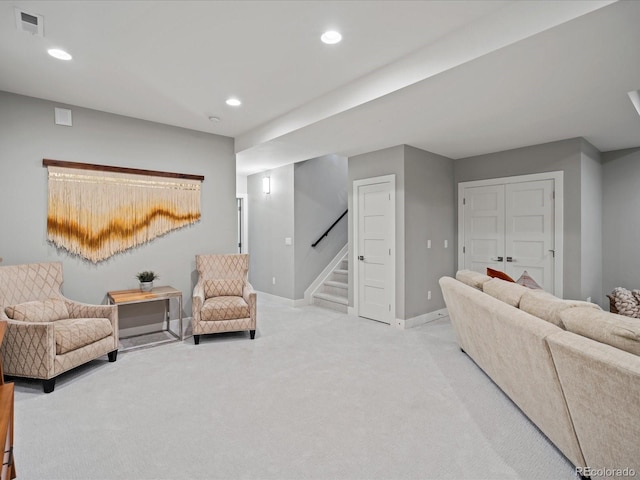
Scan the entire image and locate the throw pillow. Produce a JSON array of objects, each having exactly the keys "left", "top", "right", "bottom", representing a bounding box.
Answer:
[
  {"left": 611, "top": 287, "right": 640, "bottom": 318},
  {"left": 5, "top": 298, "right": 69, "bottom": 322},
  {"left": 515, "top": 270, "right": 543, "bottom": 290},
  {"left": 486, "top": 267, "right": 515, "bottom": 283},
  {"left": 204, "top": 279, "right": 244, "bottom": 298}
]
